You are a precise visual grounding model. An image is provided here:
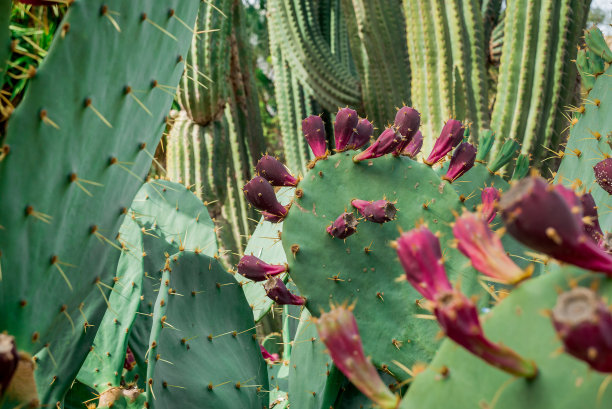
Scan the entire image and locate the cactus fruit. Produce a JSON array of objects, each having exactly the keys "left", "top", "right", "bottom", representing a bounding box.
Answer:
[
  {"left": 264, "top": 277, "right": 306, "bottom": 306},
  {"left": 401, "top": 130, "right": 423, "bottom": 158},
  {"left": 452, "top": 211, "right": 530, "bottom": 285},
  {"left": 551, "top": 287, "right": 612, "bottom": 373},
  {"left": 480, "top": 186, "right": 500, "bottom": 223},
  {"left": 243, "top": 176, "right": 289, "bottom": 221},
  {"left": 237, "top": 255, "right": 288, "bottom": 282},
  {"left": 315, "top": 304, "right": 400, "bottom": 409},
  {"left": 593, "top": 158, "right": 612, "bottom": 194},
  {"left": 256, "top": 155, "right": 299, "bottom": 187},
  {"left": 335, "top": 107, "right": 359, "bottom": 152},
  {"left": 351, "top": 199, "right": 397, "bottom": 224},
  {"left": 0, "top": 334, "right": 18, "bottom": 397},
  {"left": 352, "top": 127, "right": 403, "bottom": 162},
  {"left": 424, "top": 119, "right": 465, "bottom": 165},
  {"left": 350, "top": 118, "right": 375, "bottom": 150},
  {"left": 326, "top": 212, "right": 359, "bottom": 239},
  {"left": 302, "top": 115, "right": 329, "bottom": 158},
  {"left": 442, "top": 142, "right": 477, "bottom": 182},
  {"left": 499, "top": 176, "right": 612, "bottom": 274}
]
